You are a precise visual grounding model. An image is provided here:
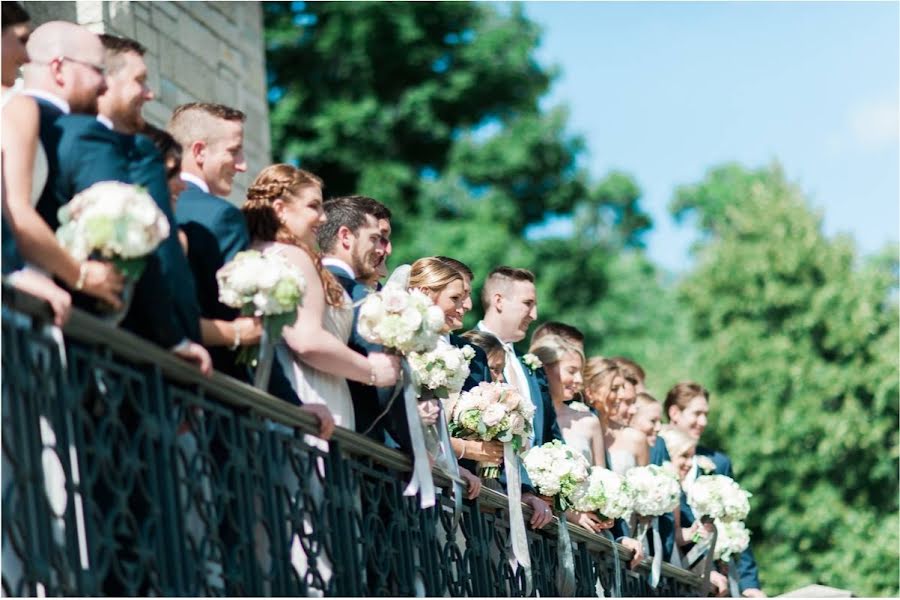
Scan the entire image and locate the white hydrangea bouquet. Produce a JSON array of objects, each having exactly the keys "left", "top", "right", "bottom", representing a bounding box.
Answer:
[
  {"left": 522, "top": 439, "right": 590, "bottom": 511},
  {"left": 713, "top": 519, "right": 751, "bottom": 562},
  {"left": 447, "top": 380, "right": 534, "bottom": 478},
  {"left": 688, "top": 474, "right": 752, "bottom": 523},
  {"left": 357, "top": 283, "right": 445, "bottom": 354},
  {"left": 625, "top": 464, "right": 682, "bottom": 517},
  {"left": 217, "top": 249, "right": 306, "bottom": 385},
  {"left": 570, "top": 466, "right": 634, "bottom": 521},
  {"left": 56, "top": 181, "right": 169, "bottom": 279},
  {"left": 408, "top": 341, "right": 475, "bottom": 399}
]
